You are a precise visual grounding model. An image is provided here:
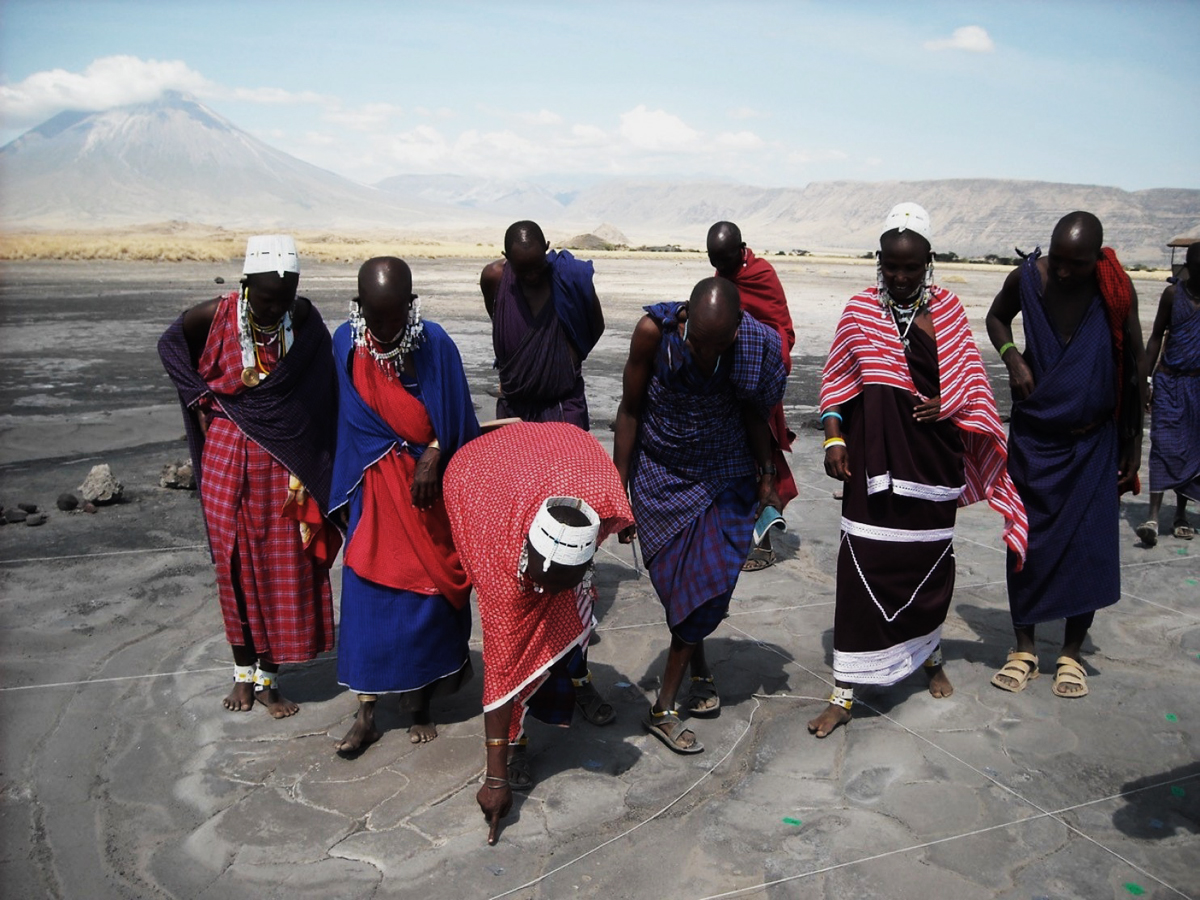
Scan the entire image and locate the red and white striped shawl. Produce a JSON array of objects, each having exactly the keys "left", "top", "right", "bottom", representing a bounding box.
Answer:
[{"left": 821, "top": 286, "right": 1028, "bottom": 563}]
